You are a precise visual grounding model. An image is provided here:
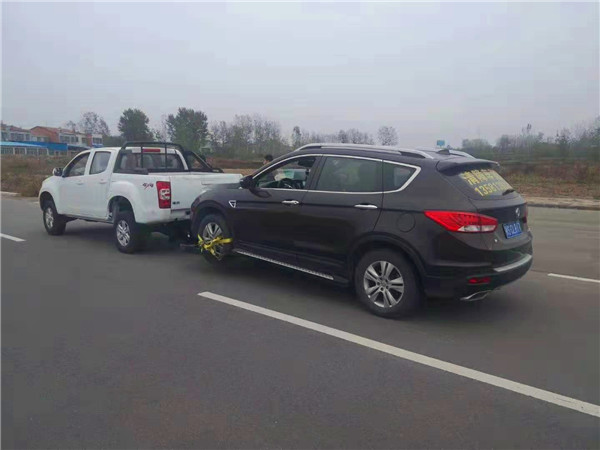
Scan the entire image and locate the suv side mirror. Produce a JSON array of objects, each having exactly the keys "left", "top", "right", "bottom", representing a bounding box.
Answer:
[
  {"left": 53, "top": 167, "right": 63, "bottom": 177},
  {"left": 240, "top": 175, "right": 255, "bottom": 189}
]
